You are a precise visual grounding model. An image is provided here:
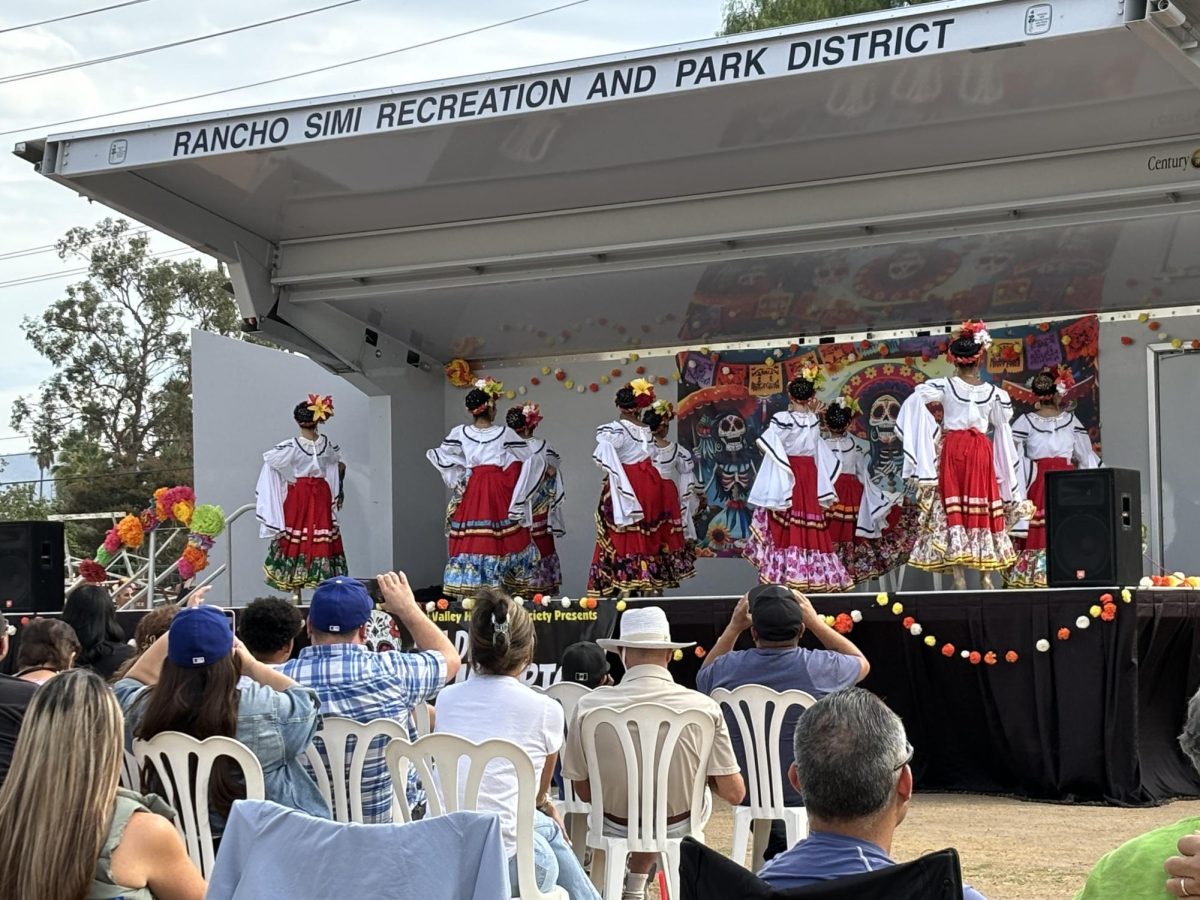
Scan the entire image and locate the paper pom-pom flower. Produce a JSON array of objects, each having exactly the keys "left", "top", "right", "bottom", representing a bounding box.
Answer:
[
  {"left": 909, "top": 623, "right": 922, "bottom": 636},
  {"left": 1005, "top": 650, "right": 1019, "bottom": 663},
  {"left": 902, "top": 616, "right": 916, "bottom": 629},
  {"left": 876, "top": 593, "right": 889, "bottom": 606},
  {"left": 154, "top": 487, "right": 171, "bottom": 519},
  {"left": 615, "top": 599, "right": 627, "bottom": 611},
  {"left": 189, "top": 505, "right": 225, "bottom": 538},
  {"left": 79, "top": 559, "right": 108, "bottom": 583},
  {"left": 94, "top": 547, "right": 115, "bottom": 567},
  {"left": 1037, "top": 639, "right": 1050, "bottom": 652},
  {"left": 172, "top": 501, "right": 194, "bottom": 527},
  {"left": 850, "top": 610, "right": 863, "bottom": 623},
  {"left": 1099, "top": 593, "right": 1113, "bottom": 604},
  {"left": 923, "top": 635, "right": 936, "bottom": 647},
  {"left": 833, "top": 613, "right": 854, "bottom": 634},
  {"left": 461, "top": 597, "right": 475, "bottom": 611},
  {"left": 436, "top": 598, "right": 449, "bottom": 610},
  {"left": 1121, "top": 589, "right": 1132, "bottom": 603},
  {"left": 941, "top": 643, "right": 955, "bottom": 657},
  {"left": 695, "top": 647, "right": 706, "bottom": 658},
  {"left": 1057, "top": 628, "right": 1070, "bottom": 641},
  {"left": 425, "top": 601, "right": 436, "bottom": 613},
  {"left": 969, "top": 651, "right": 982, "bottom": 665},
  {"left": 672, "top": 649, "right": 684, "bottom": 661},
  {"left": 177, "top": 559, "right": 196, "bottom": 581},
  {"left": 103, "top": 529, "right": 122, "bottom": 554},
  {"left": 984, "top": 651, "right": 997, "bottom": 666},
  {"left": 1089, "top": 605, "right": 1102, "bottom": 618},
  {"left": 960, "top": 650, "right": 970, "bottom": 659},
  {"left": 1101, "top": 604, "right": 1117, "bottom": 622},
  {"left": 181, "top": 544, "right": 208, "bottom": 571},
  {"left": 824, "top": 615, "right": 835, "bottom": 627},
  {"left": 891, "top": 602, "right": 904, "bottom": 615},
  {"left": 116, "top": 515, "right": 144, "bottom": 550},
  {"left": 1076, "top": 616, "right": 1090, "bottom": 629},
  {"left": 444, "top": 358, "right": 474, "bottom": 388}
]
